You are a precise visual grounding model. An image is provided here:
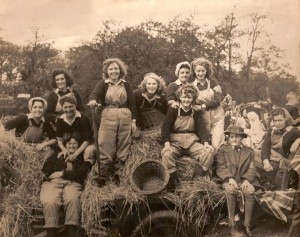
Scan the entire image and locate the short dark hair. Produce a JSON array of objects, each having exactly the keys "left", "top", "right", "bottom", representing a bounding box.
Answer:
[
  {"left": 62, "top": 132, "right": 82, "bottom": 146},
  {"left": 51, "top": 69, "right": 73, "bottom": 88}
]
